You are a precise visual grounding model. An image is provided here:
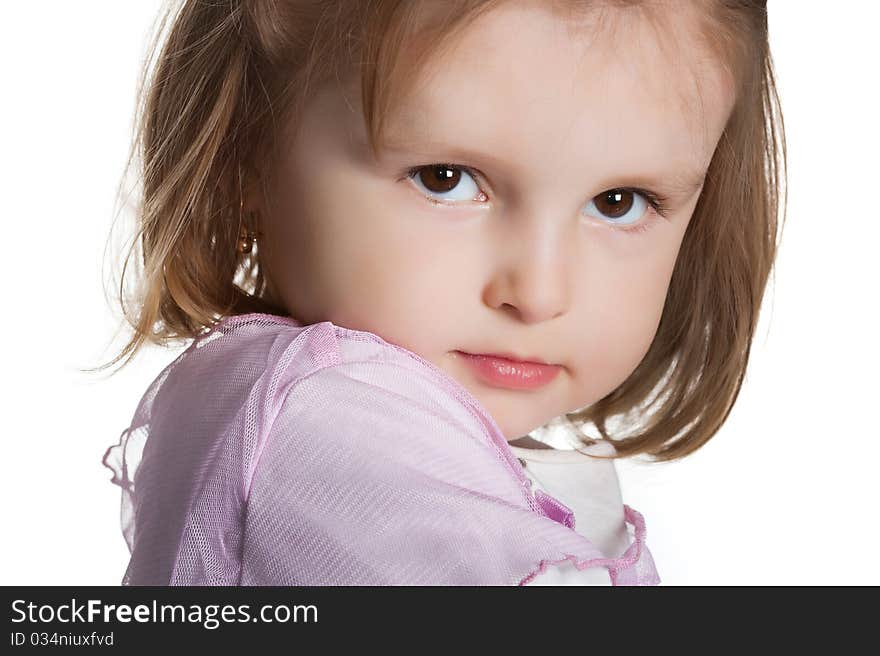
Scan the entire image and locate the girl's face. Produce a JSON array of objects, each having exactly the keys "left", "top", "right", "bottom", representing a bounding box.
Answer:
[{"left": 258, "top": 2, "right": 735, "bottom": 441}]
